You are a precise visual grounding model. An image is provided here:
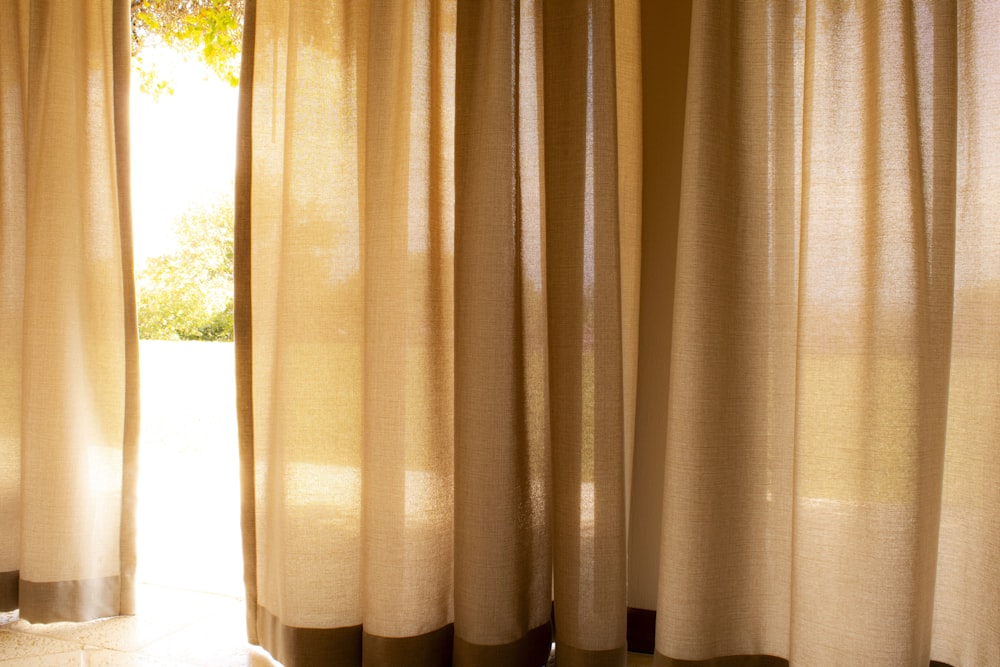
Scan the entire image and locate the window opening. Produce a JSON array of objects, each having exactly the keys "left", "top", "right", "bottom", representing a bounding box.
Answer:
[{"left": 130, "top": 1, "right": 244, "bottom": 600}]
